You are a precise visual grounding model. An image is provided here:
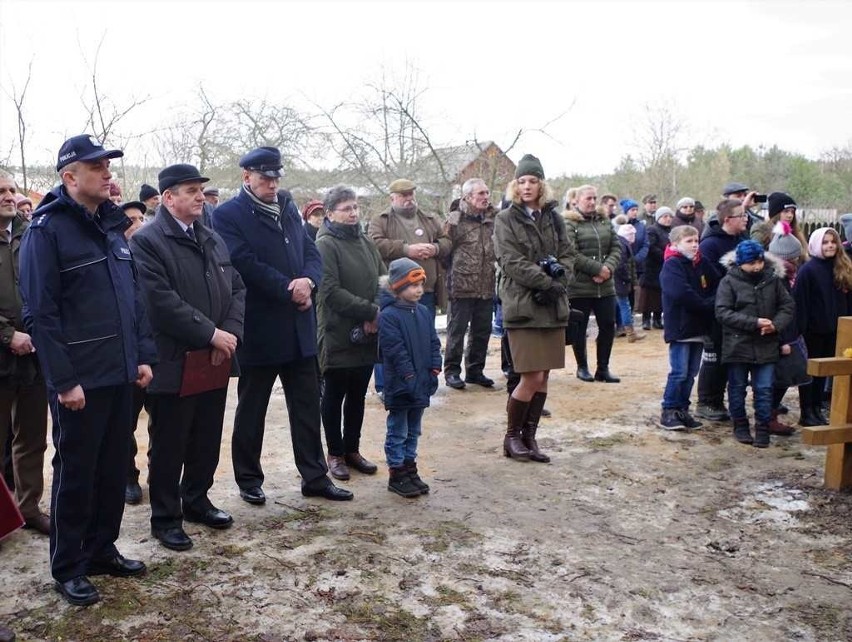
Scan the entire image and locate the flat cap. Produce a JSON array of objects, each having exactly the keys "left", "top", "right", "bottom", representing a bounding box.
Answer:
[
  {"left": 240, "top": 146, "right": 283, "bottom": 178},
  {"left": 158, "top": 164, "right": 210, "bottom": 194},
  {"left": 722, "top": 181, "right": 749, "bottom": 196},
  {"left": 388, "top": 178, "right": 417, "bottom": 194},
  {"left": 203, "top": 186, "right": 220, "bottom": 196}
]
